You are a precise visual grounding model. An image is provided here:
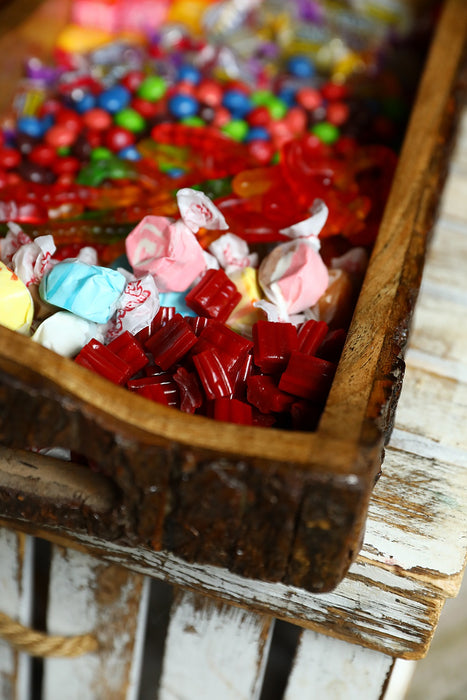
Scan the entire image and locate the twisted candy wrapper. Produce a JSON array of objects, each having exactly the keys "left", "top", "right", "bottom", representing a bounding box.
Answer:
[
  {"left": 176, "top": 188, "right": 228, "bottom": 233},
  {"left": 126, "top": 216, "right": 206, "bottom": 292},
  {"left": 39, "top": 259, "right": 127, "bottom": 324},
  {"left": 11, "top": 235, "right": 56, "bottom": 287},
  {"left": 257, "top": 199, "right": 329, "bottom": 320},
  {"left": 0, "top": 223, "right": 31, "bottom": 266},
  {"left": 208, "top": 233, "right": 258, "bottom": 275},
  {"left": 106, "top": 270, "right": 160, "bottom": 341}
]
